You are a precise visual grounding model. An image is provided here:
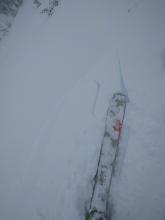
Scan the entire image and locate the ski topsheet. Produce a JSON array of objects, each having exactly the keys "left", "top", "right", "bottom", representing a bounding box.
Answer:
[{"left": 87, "top": 92, "right": 127, "bottom": 220}]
